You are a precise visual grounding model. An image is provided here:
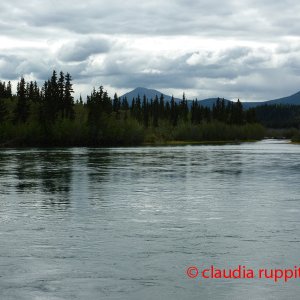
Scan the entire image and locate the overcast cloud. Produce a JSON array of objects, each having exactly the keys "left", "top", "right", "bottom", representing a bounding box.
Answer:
[{"left": 1, "top": 0, "right": 300, "bottom": 101}]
